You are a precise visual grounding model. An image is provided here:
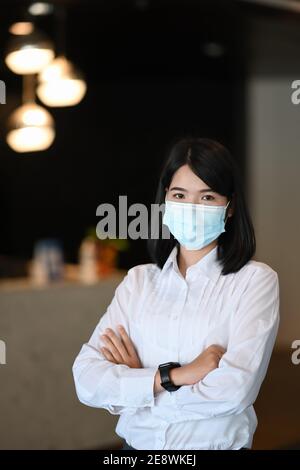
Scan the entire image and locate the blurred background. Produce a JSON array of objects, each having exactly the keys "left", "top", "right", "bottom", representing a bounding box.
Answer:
[{"left": 0, "top": 0, "right": 299, "bottom": 450}]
